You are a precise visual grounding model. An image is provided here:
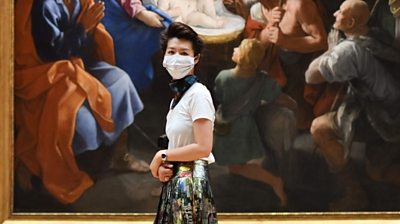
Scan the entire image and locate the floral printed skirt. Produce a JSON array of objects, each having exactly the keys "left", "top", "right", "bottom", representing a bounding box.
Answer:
[{"left": 154, "top": 160, "right": 218, "bottom": 224}]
